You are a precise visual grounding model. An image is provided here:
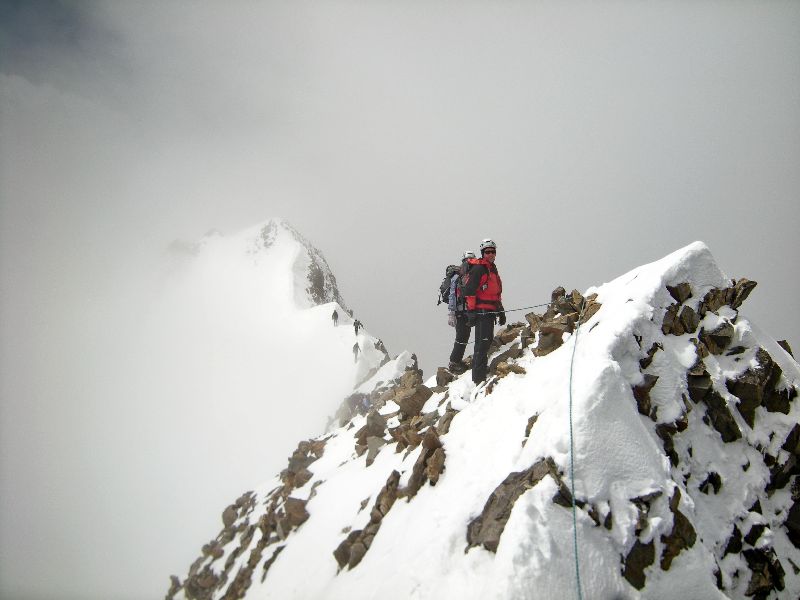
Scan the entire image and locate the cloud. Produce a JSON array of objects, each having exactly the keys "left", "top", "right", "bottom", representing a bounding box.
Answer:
[{"left": 1, "top": 2, "right": 799, "bottom": 598}]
